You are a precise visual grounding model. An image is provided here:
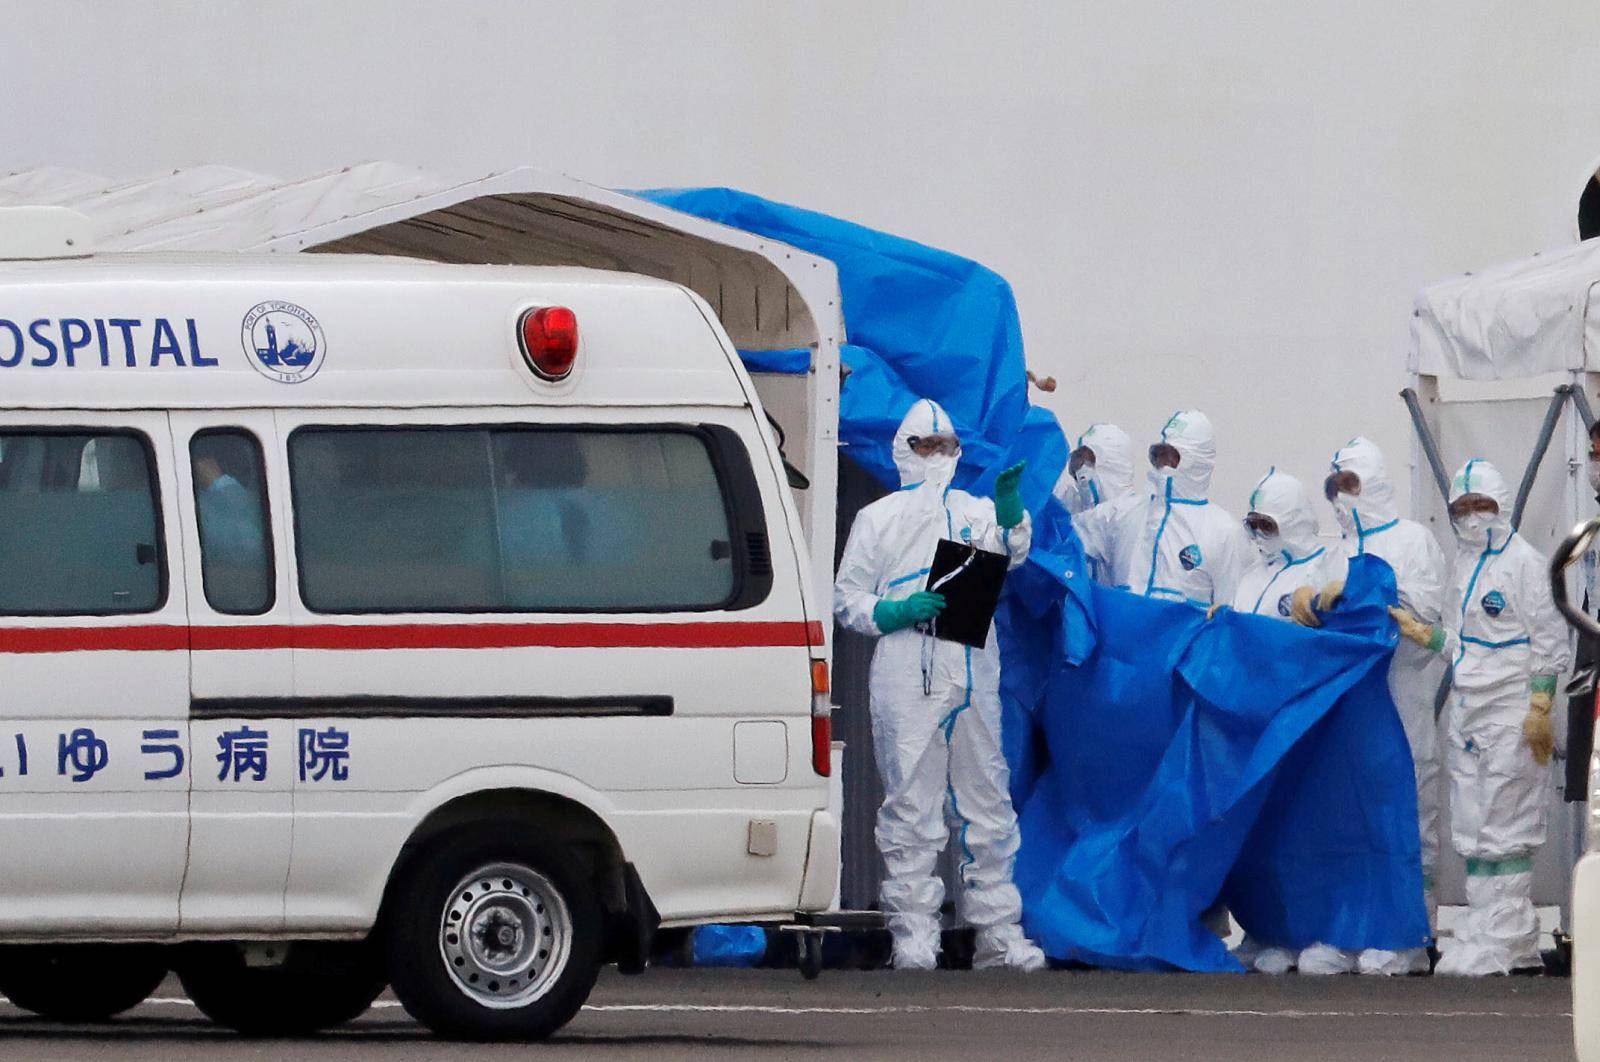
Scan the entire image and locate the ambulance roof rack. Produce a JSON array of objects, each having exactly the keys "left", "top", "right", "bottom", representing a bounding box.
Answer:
[{"left": 0, "top": 206, "right": 94, "bottom": 260}]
